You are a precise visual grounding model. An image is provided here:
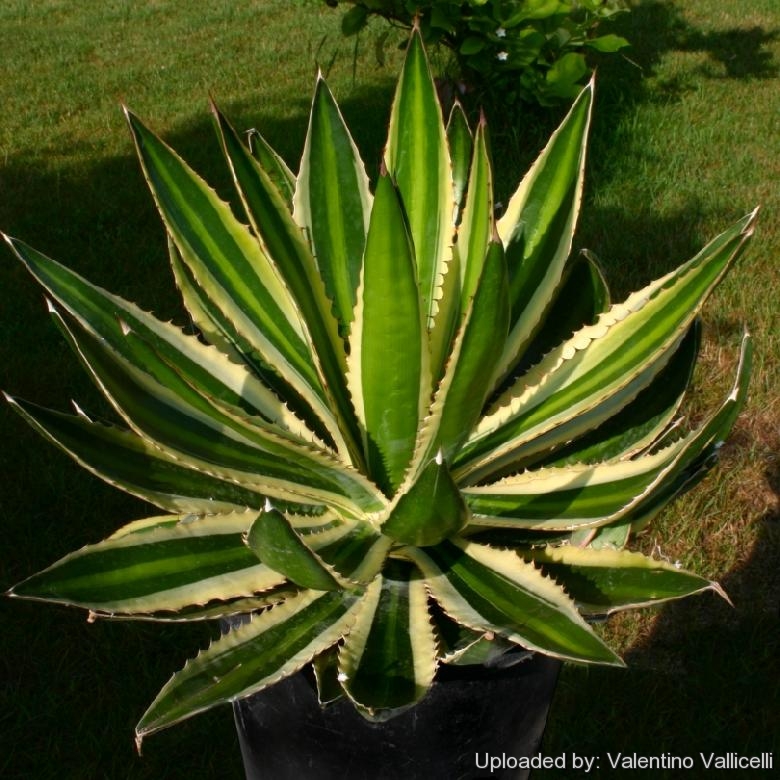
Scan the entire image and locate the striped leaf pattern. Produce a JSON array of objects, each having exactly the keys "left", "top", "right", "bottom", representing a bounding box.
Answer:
[{"left": 4, "top": 31, "right": 755, "bottom": 741}]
